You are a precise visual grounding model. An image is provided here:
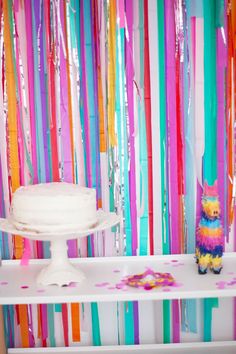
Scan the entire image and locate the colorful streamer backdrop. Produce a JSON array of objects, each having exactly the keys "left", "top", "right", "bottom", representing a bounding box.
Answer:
[{"left": 0, "top": 0, "right": 235, "bottom": 348}]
